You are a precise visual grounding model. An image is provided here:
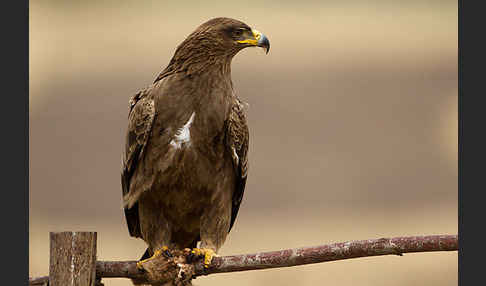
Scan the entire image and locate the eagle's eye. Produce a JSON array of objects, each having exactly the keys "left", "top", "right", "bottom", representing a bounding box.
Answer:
[{"left": 233, "top": 28, "right": 245, "bottom": 38}]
